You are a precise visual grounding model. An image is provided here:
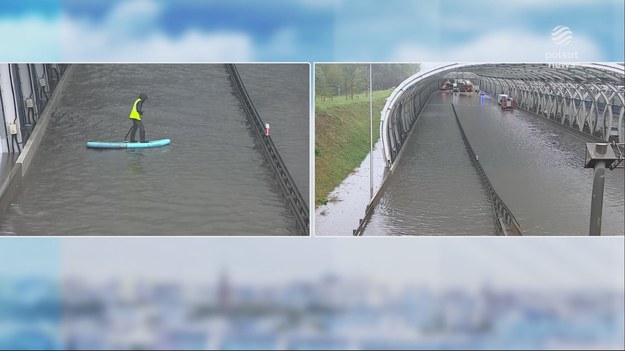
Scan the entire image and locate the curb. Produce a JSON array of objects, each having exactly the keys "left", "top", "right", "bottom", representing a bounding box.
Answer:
[{"left": 0, "top": 65, "right": 74, "bottom": 217}]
